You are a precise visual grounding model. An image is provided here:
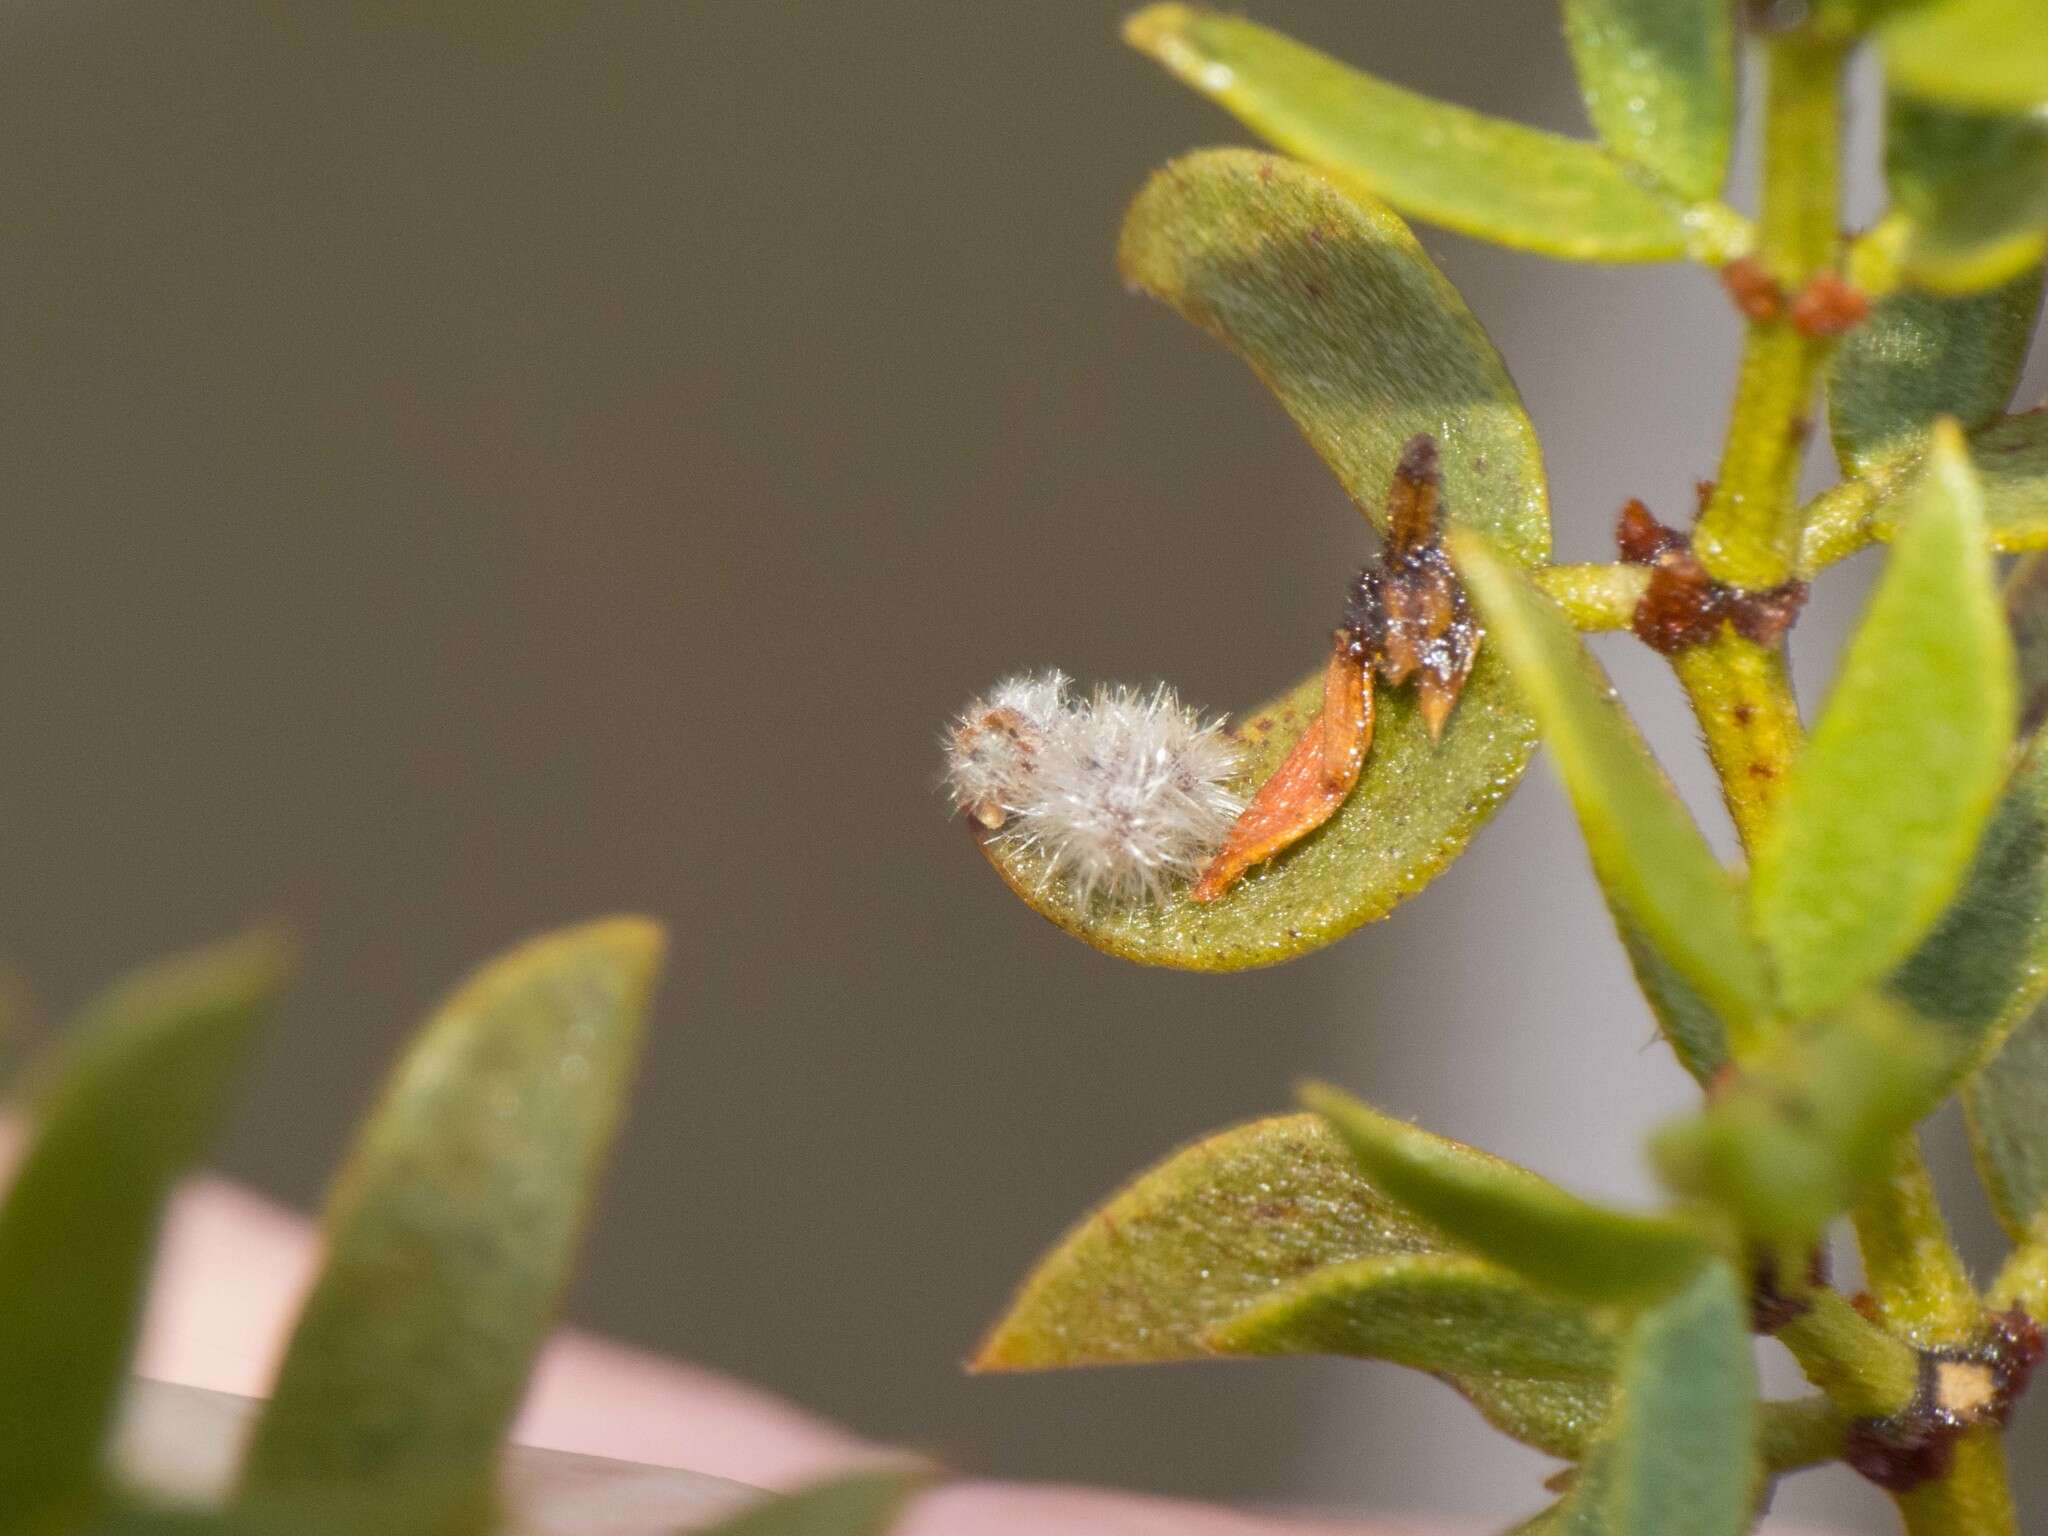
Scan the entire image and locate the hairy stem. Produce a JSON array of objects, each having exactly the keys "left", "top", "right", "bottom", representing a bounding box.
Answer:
[
  {"left": 1777, "top": 1289, "right": 1922, "bottom": 1419},
  {"left": 1670, "top": 634, "right": 1803, "bottom": 856},
  {"left": 1851, "top": 1134, "right": 1980, "bottom": 1346},
  {"left": 1759, "top": 1395, "right": 1850, "bottom": 1473},
  {"left": 1693, "top": 33, "right": 1847, "bottom": 589},
  {"left": 1897, "top": 1431, "right": 2020, "bottom": 1536},
  {"left": 1533, "top": 562, "right": 1648, "bottom": 630}
]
